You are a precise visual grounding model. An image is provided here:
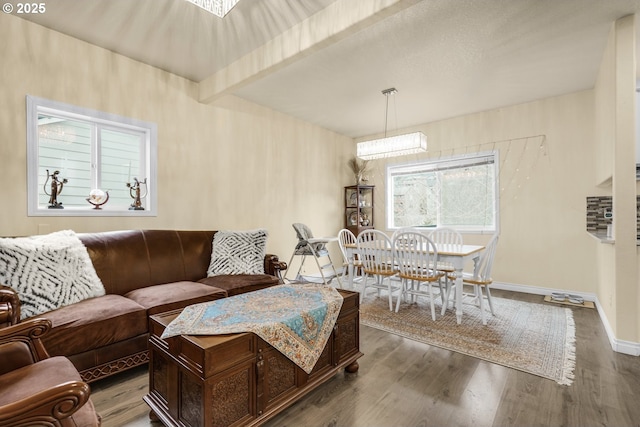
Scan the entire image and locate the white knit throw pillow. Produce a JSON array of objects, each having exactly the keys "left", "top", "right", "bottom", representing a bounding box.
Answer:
[
  {"left": 207, "top": 229, "right": 268, "bottom": 276},
  {"left": 0, "top": 230, "right": 105, "bottom": 320}
]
